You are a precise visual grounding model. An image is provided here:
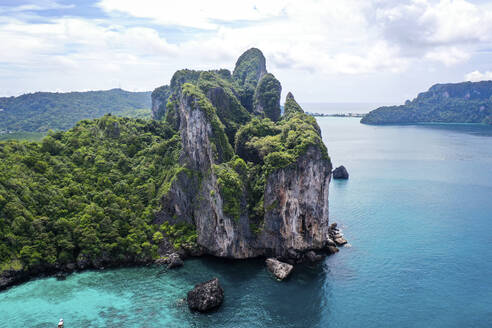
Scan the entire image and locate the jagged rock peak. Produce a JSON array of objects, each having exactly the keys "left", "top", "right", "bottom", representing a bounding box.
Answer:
[
  {"left": 233, "top": 48, "right": 267, "bottom": 87},
  {"left": 284, "top": 91, "right": 304, "bottom": 116}
]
